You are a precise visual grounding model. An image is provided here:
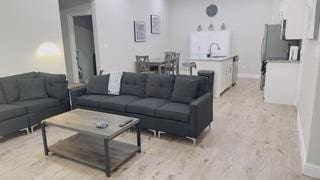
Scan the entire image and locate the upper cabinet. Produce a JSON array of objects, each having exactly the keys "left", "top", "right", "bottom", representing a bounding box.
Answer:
[{"left": 280, "top": 0, "right": 305, "bottom": 40}]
